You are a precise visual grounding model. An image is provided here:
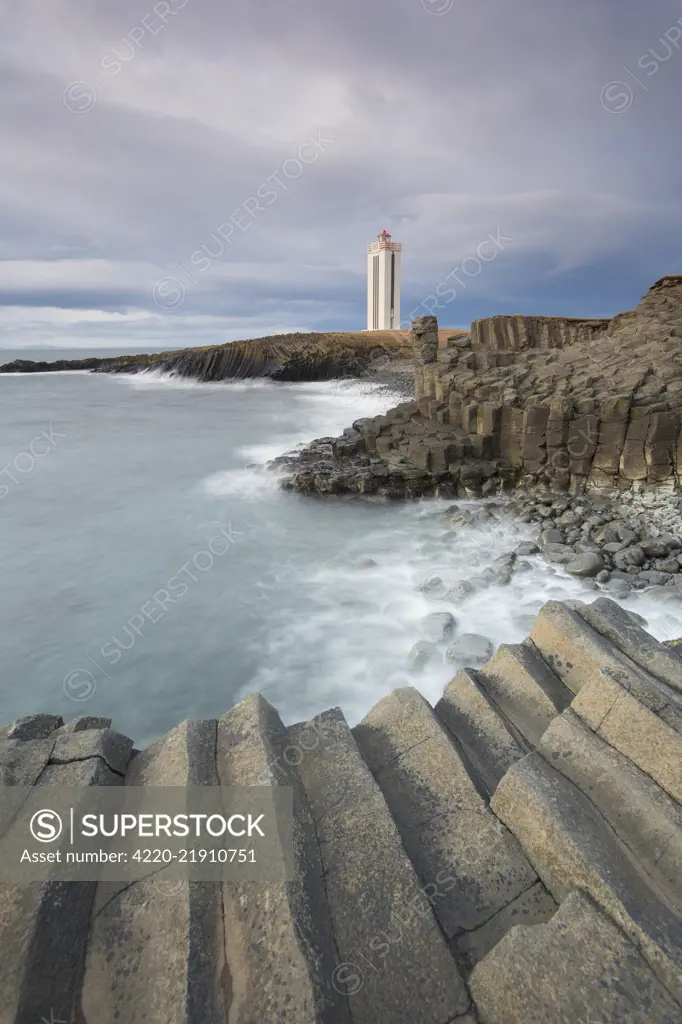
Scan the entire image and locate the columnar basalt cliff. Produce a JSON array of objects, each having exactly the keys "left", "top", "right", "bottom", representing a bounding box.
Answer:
[
  {"left": 276, "top": 276, "right": 682, "bottom": 498},
  {"left": 0, "top": 330, "right": 418, "bottom": 382},
  {"left": 415, "top": 275, "right": 682, "bottom": 493},
  {"left": 142, "top": 331, "right": 416, "bottom": 383},
  {"left": 1, "top": 597, "right": 681, "bottom": 1022}
]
